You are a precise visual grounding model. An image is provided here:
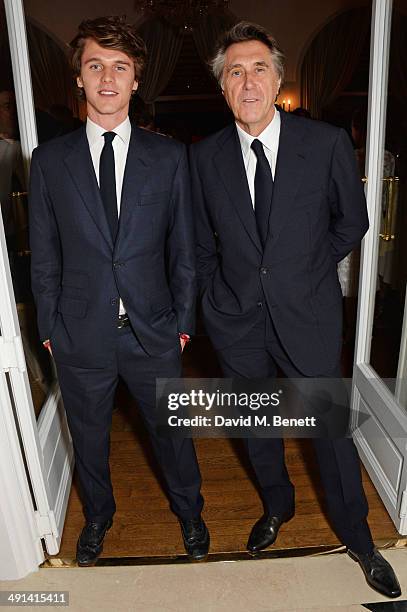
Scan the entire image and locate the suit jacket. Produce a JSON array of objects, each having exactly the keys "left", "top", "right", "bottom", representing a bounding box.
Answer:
[
  {"left": 29, "top": 124, "right": 196, "bottom": 368},
  {"left": 190, "top": 111, "right": 369, "bottom": 376}
]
